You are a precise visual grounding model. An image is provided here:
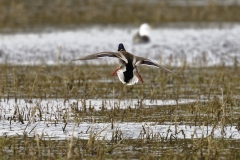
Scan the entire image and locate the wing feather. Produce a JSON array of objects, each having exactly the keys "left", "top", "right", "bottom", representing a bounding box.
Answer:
[
  {"left": 73, "top": 52, "right": 124, "bottom": 61},
  {"left": 136, "top": 56, "right": 178, "bottom": 76}
]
